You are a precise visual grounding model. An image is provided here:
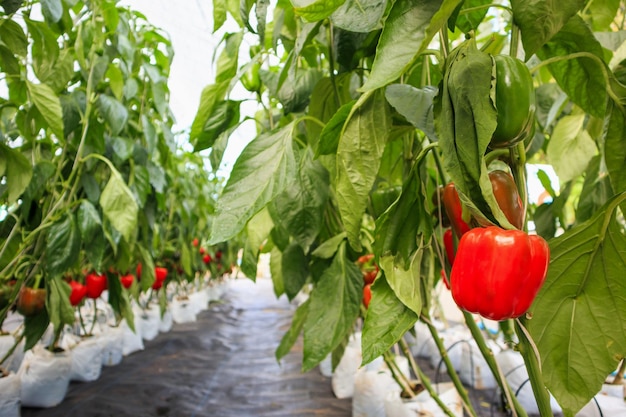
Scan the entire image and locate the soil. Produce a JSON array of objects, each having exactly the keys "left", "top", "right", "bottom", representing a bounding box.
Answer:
[{"left": 20, "top": 276, "right": 511, "bottom": 417}]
